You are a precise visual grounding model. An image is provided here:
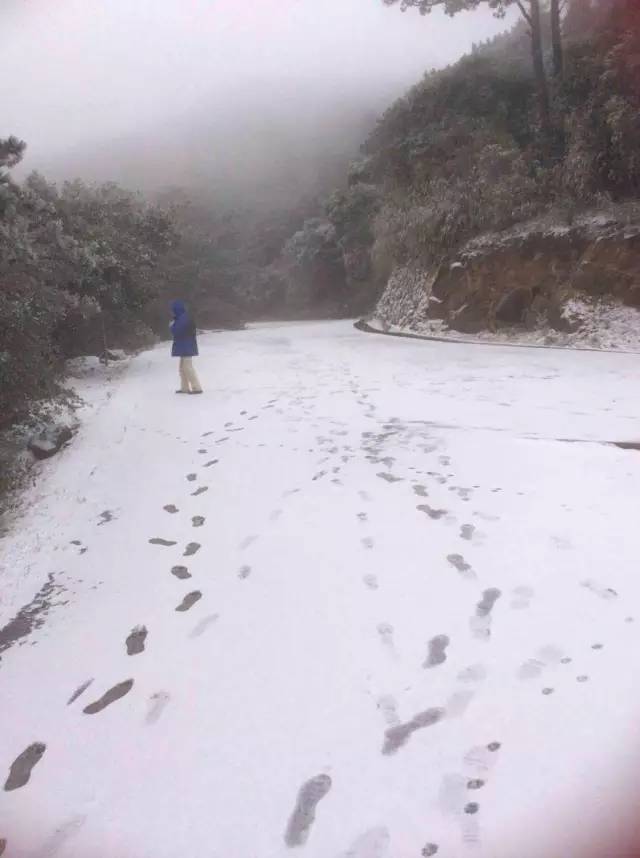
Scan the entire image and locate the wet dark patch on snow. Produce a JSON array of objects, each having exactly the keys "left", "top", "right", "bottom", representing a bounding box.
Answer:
[
  {"left": 126, "top": 625, "right": 147, "bottom": 656},
  {"left": 83, "top": 679, "right": 134, "bottom": 714},
  {"left": 191, "top": 486, "right": 209, "bottom": 497},
  {"left": 149, "top": 538, "right": 177, "bottom": 547},
  {"left": 67, "top": 678, "right": 94, "bottom": 705},
  {"left": 447, "top": 554, "right": 475, "bottom": 580},
  {"left": 424, "top": 634, "right": 450, "bottom": 668},
  {"left": 4, "top": 742, "right": 46, "bottom": 791},
  {"left": 382, "top": 707, "right": 444, "bottom": 755},
  {"left": 0, "top": 573, "right": 66, "bottom": 660},
  {"left": 171, "top": 565, "right": 192, "bottom": 580},
  {"left": 184, "top": 542, "right": 201, "bottom": 557},
  {"left": 175, "top": 591, "right": 202, "bottom": 612},
  {"left": 163, "top": 504, "right": 179, "bottom": 514},
  {"left": 418, "top": 504, "right": 447, "bottom": 520},
  {"left": 284, "top": 773, "right": 332, "bottom": 847},
  {"left": 192, "top": 516, "right": 205, "bottom": 528}
]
